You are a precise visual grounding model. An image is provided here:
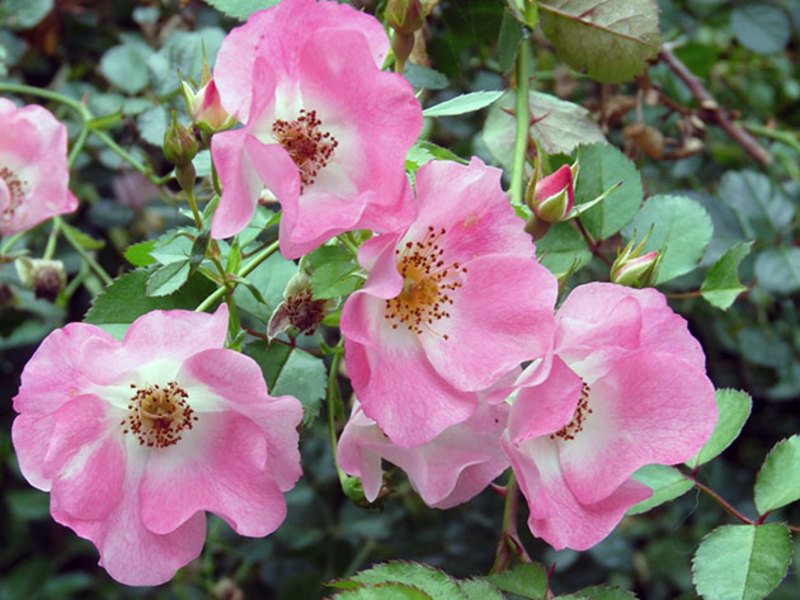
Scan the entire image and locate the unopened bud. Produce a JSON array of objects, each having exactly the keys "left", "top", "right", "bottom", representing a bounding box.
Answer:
[
  {"left": 610, "top": 233, "right": 660, "bottom": 288},
  {"left": 386, "top": 0, "right": 424, "bottom": 35},
  {"left": 181, "top": 79, "right": 234, "bottom": 135},
  {"left": 525, "top": 164, "right": 574, "bottom": 223},
  {"left": 163, "top": 110, "right": 198, "bottom": 168},
  {"left": 16, "top": 258, "right": 67, "bottom": 302}
]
